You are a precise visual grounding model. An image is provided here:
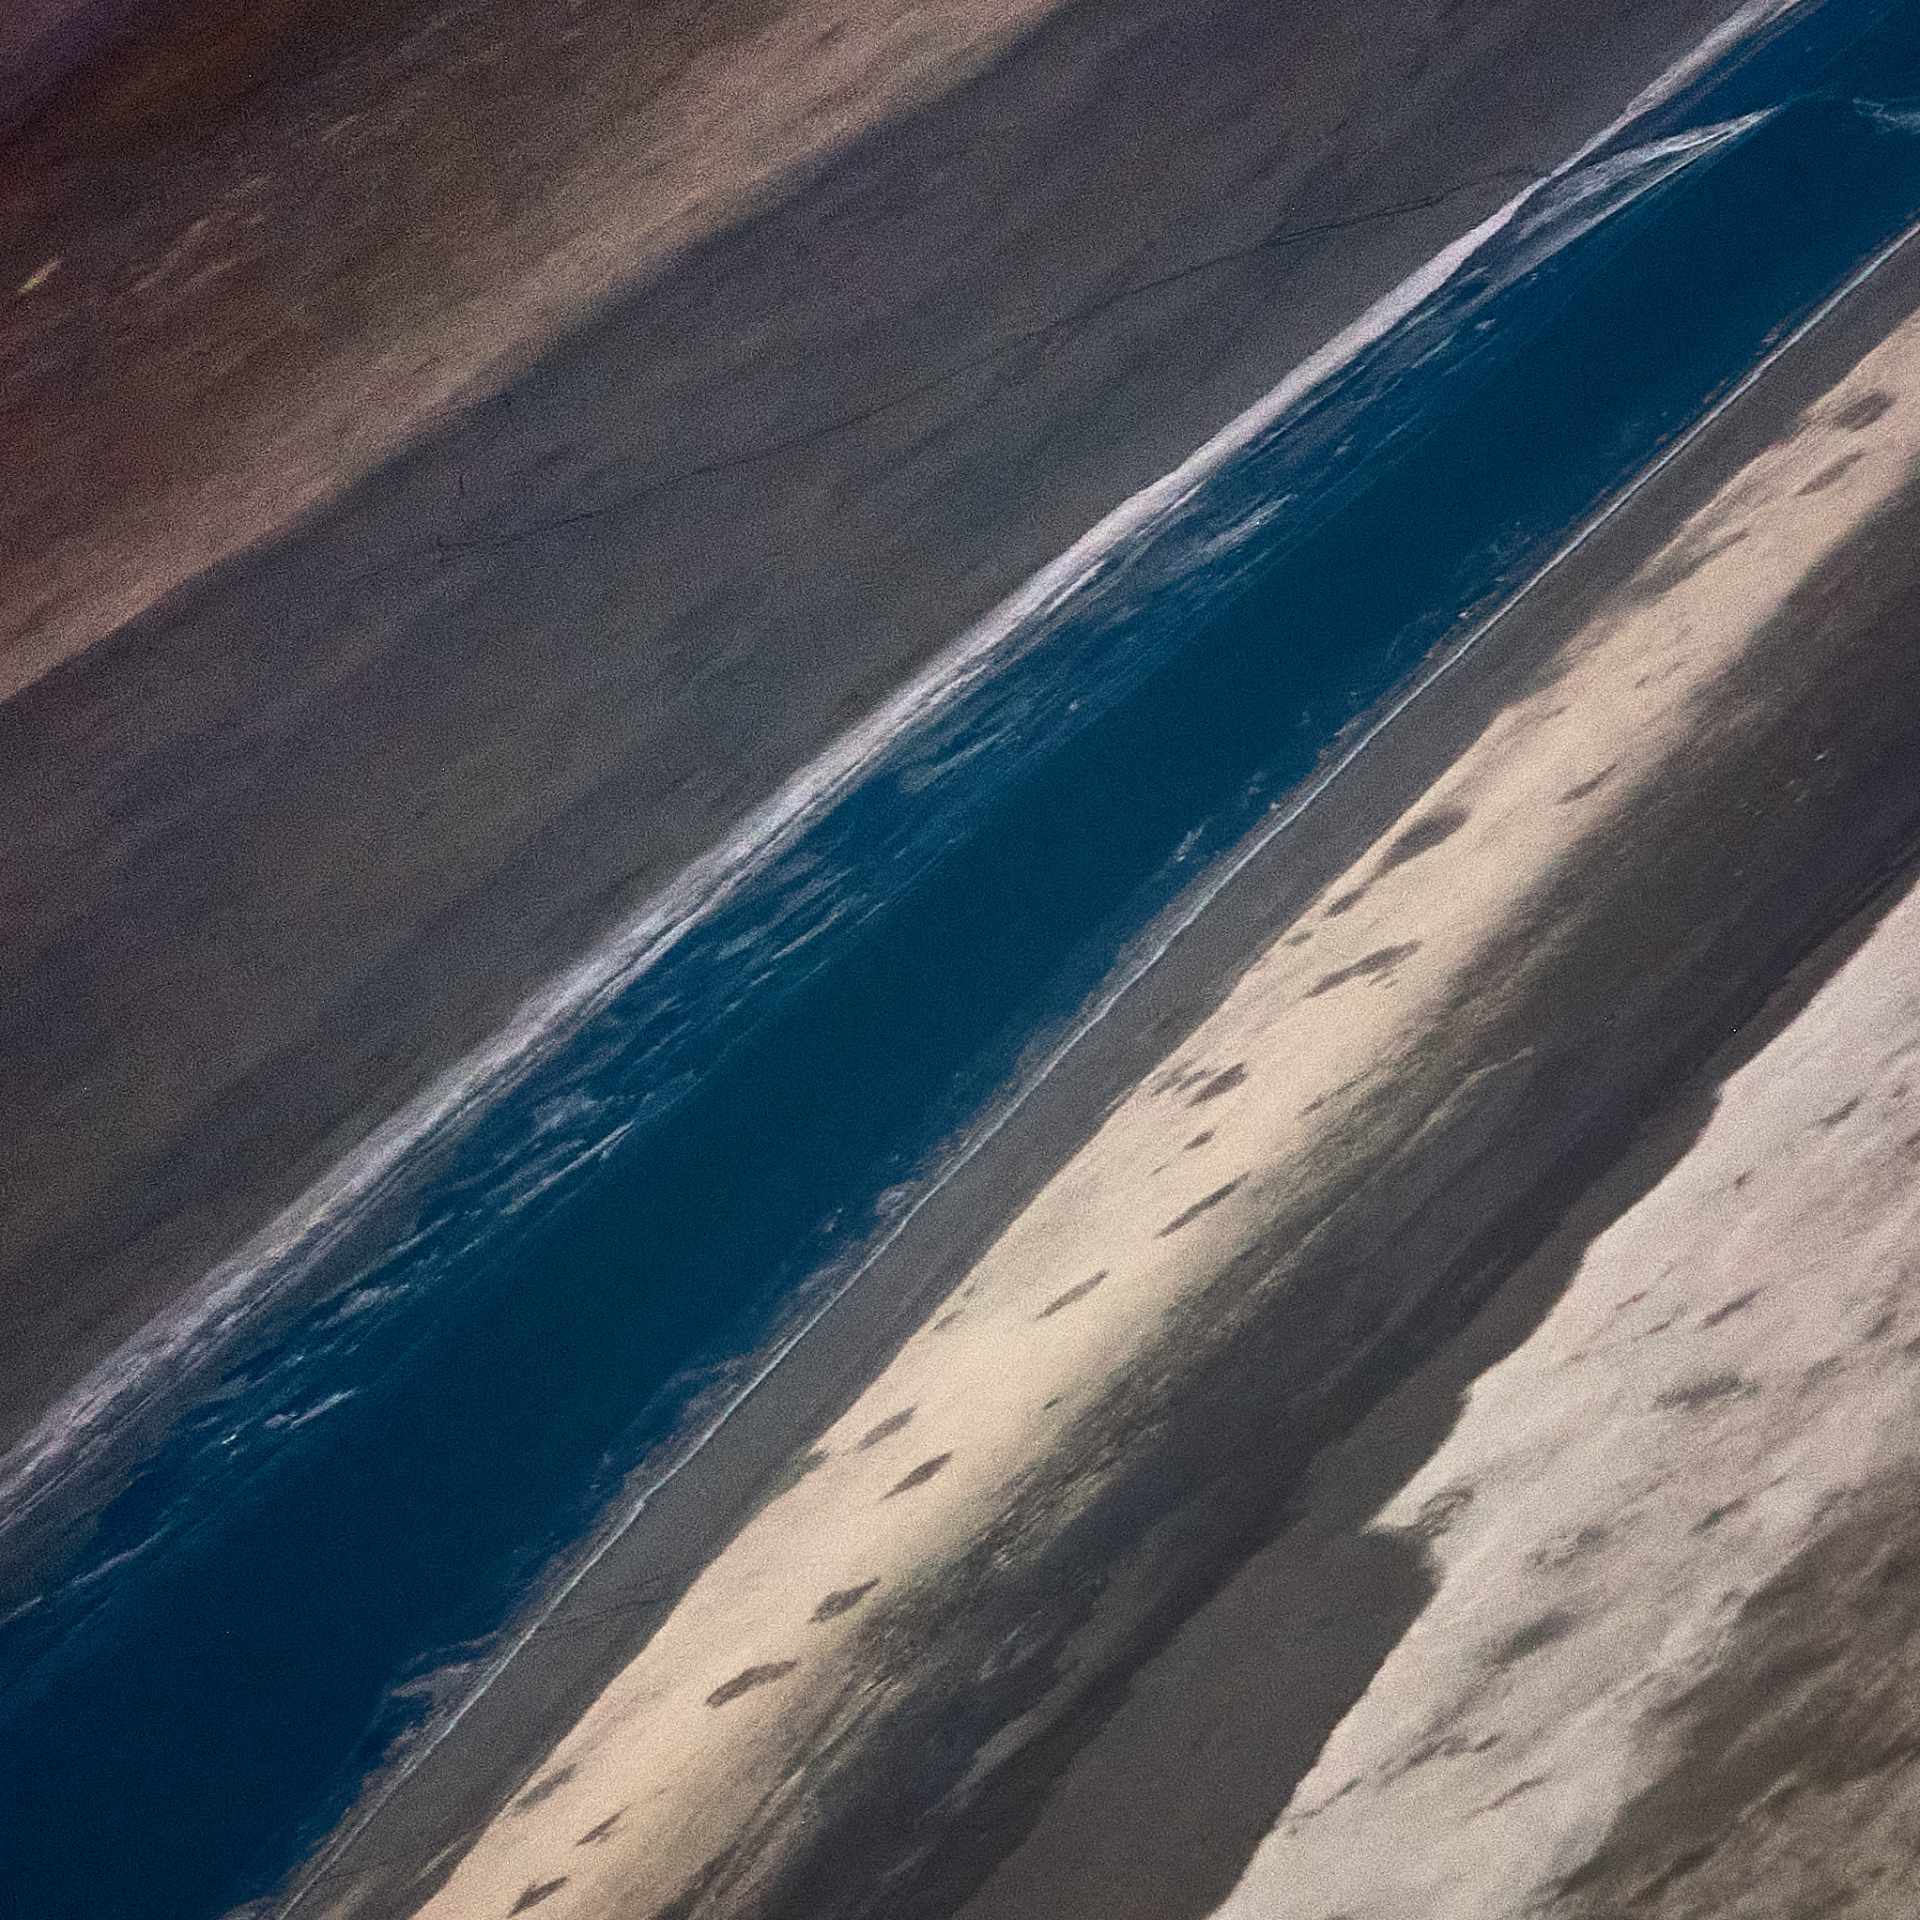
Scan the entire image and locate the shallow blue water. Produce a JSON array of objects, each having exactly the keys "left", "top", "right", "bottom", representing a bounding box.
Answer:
[{"left": 6, "top": 2, "right": 1920, "bottom": 1912}]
